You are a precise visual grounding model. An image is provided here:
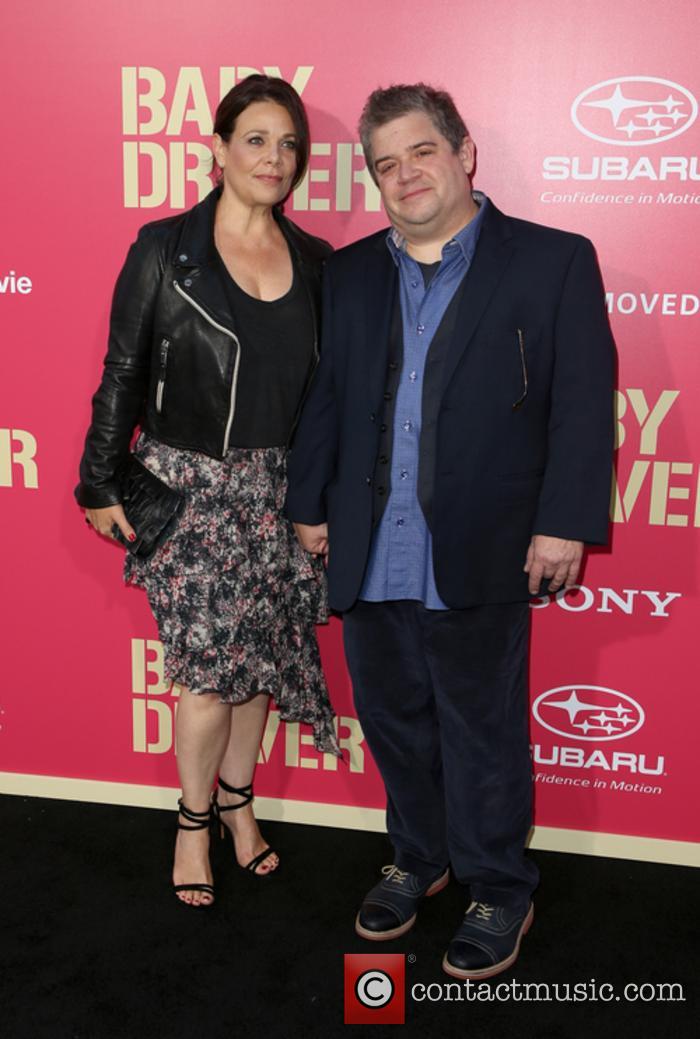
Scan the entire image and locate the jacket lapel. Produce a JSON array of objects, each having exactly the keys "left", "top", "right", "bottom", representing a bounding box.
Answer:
[
  {"left": 440, "top": 204, "right": 516, "bottom": 393},
  {"left": 170, "top": 186, "right": 236, "bottom": 331},
  {"left": 178, "top": 262, "right": 236, "bottom": 332}
]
